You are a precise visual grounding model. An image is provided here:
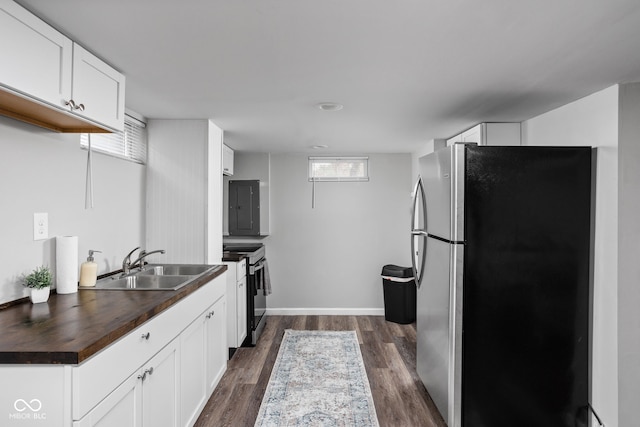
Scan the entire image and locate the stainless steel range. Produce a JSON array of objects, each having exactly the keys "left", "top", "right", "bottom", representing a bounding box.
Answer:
[{"left": 223, "top": 243, "right": 267, "bottom": 346}]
